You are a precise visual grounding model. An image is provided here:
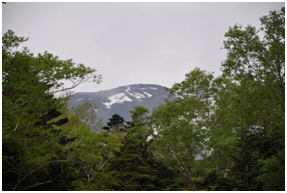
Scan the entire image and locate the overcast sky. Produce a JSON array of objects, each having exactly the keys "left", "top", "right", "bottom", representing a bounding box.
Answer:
[{"left": 2, "top": 2, "right": 284, "bottom": 93}]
